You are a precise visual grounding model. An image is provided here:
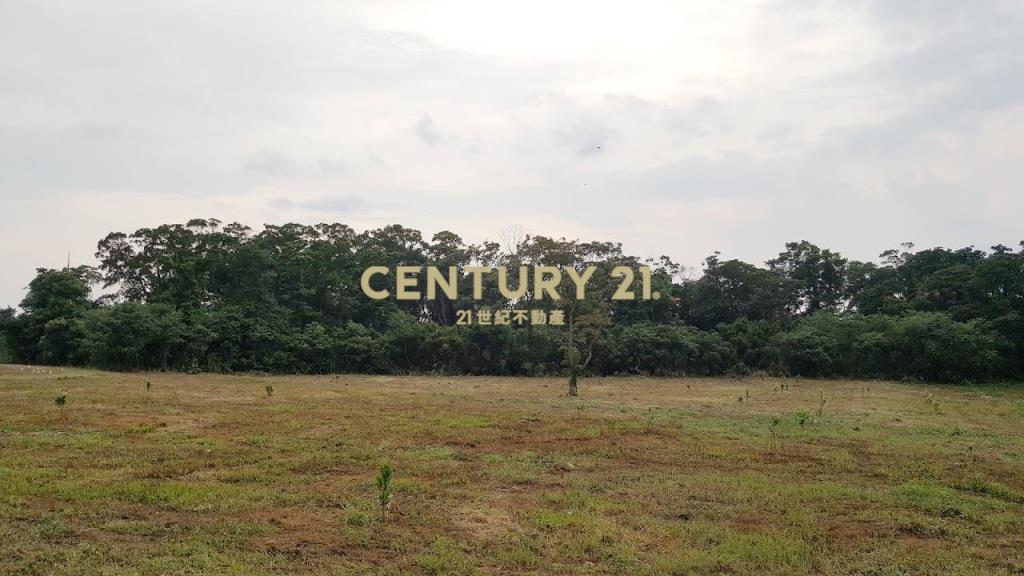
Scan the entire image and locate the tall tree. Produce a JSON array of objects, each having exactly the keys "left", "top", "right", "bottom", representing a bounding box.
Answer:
[
  {"left": 680, "top": 253, "right": 791, "bottom": 329},
  {"left": 767, "top": 241, "right": 848, "bottom": 314},
  {"left": 14, "top": 267, "right": 97, "bottom": 364}
]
